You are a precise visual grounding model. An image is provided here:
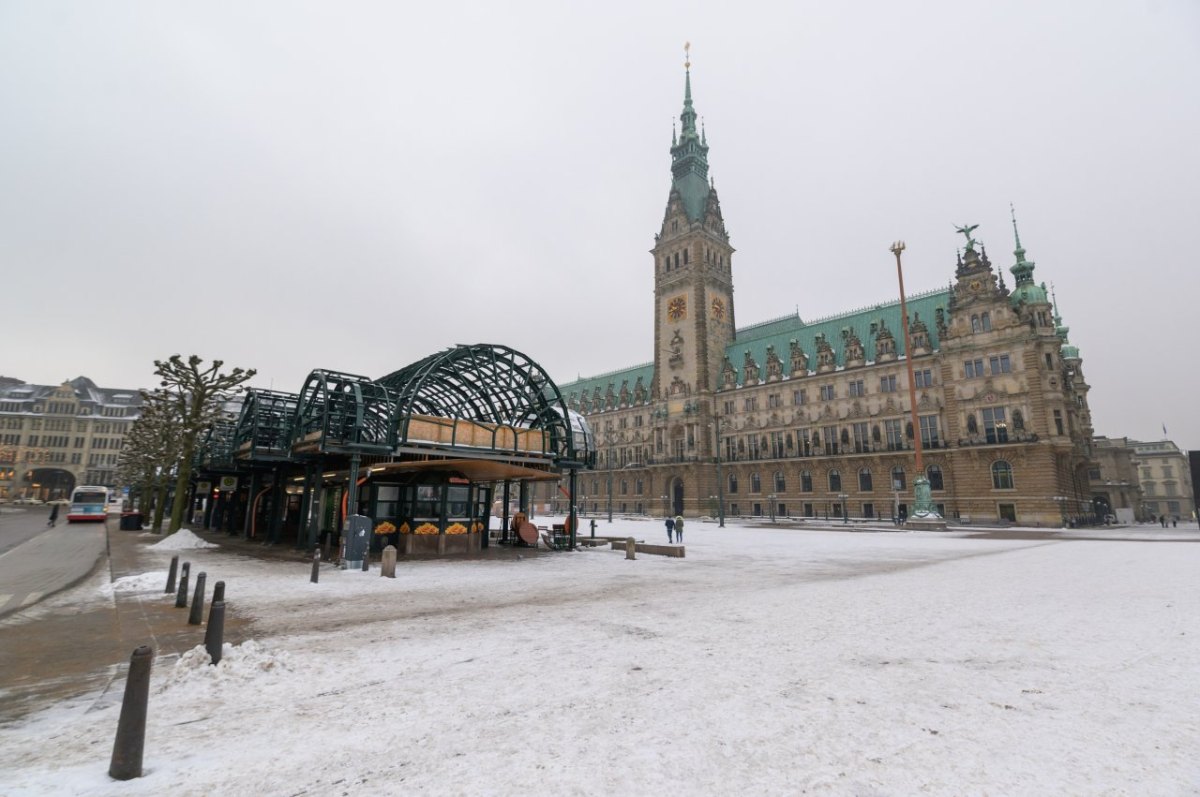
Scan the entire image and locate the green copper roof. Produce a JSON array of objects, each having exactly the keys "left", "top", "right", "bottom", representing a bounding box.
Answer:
[
  {"left": 670, "top": 66, "right": 711, "bottom": 222},
  {"left": 725, "top": 288, "right": 949, "bottom": 384},
  {"left": 1008, "top": 206, "right": 1047, "bottom": 308},
  {"left": 558, "top": 288, "right": 951, "bottom": 405}
]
